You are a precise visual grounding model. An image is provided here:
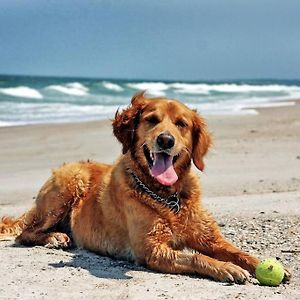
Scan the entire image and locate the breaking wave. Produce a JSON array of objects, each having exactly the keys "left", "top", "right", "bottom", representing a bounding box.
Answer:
[
  {"left": 1, "top": 75, "right": 300, "bottom": 127},
  {"left": 170, "top": 83, "right": 300, "bottom": 95},
  {"left": 102, "top": 81, "right": 124, "bottom": 92},
  {"left": 127, "top": 82, "right": 169, "bottom": 96},
  {"left": 0, "top": 86, "right": 43, "bottom": 99},
  {"left": 46, "top": 82, "right": 89, "bottom": 96}
]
